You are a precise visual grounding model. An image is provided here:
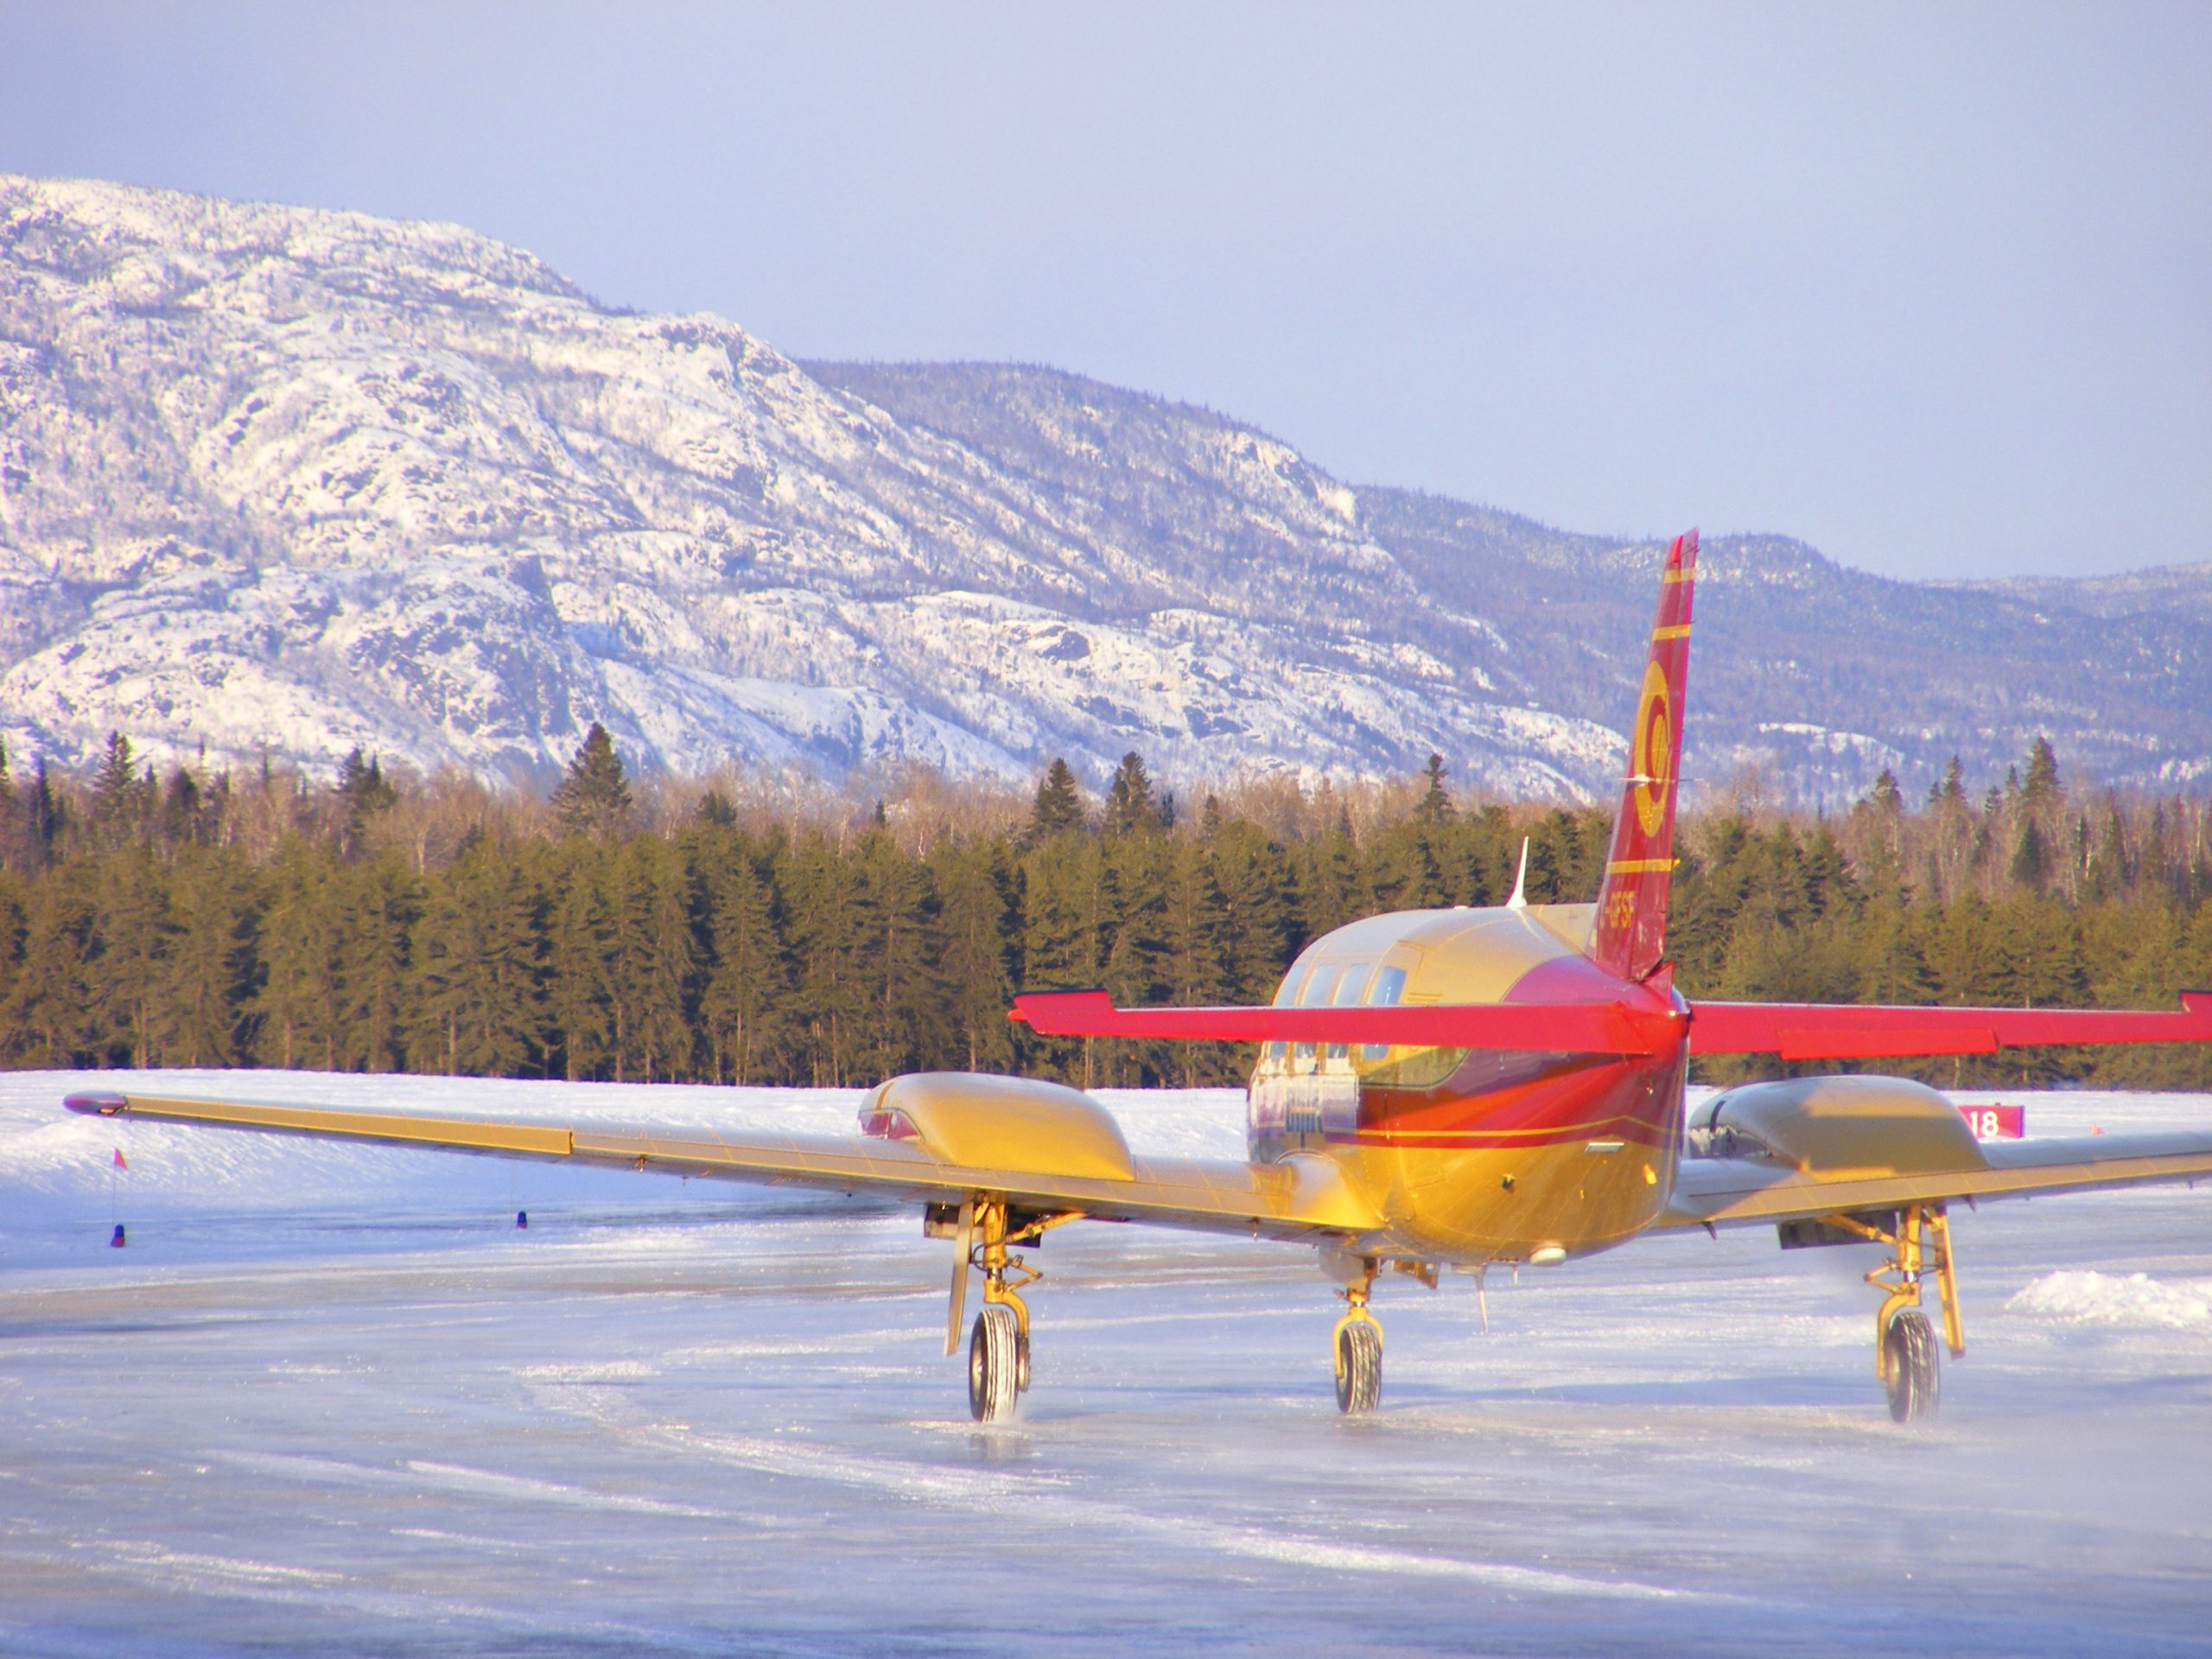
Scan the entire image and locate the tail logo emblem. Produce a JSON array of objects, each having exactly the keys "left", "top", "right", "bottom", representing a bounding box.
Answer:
[{"left": 1633, "top": 660, "right": 1671, "bottom": 837}]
